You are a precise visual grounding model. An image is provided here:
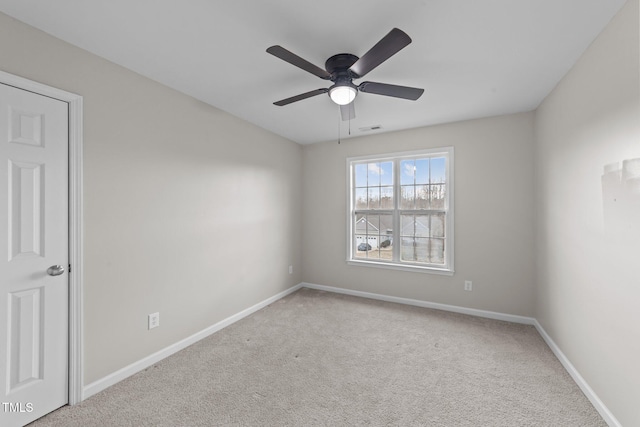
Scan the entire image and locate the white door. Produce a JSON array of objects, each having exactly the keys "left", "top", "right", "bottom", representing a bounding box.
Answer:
[{"left": 0, "top": 83, "right": 69, "bottom": 427}]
